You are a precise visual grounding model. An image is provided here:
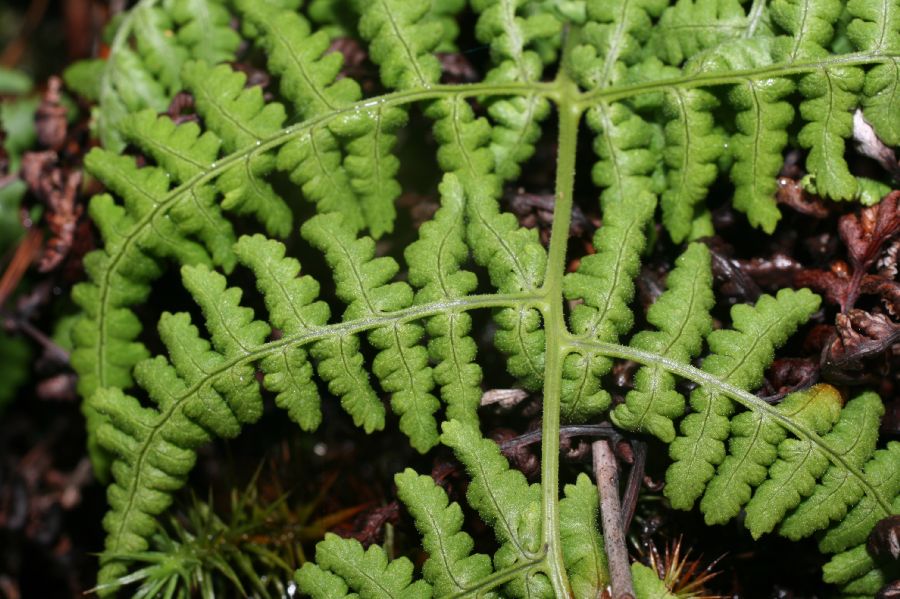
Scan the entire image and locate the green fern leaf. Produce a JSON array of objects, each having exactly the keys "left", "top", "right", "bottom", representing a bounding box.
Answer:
[
  {"left": 395, "top": 468, "right": 494, "bottom": 595},
  {"left": 132, "top": 6, "right": 189, "bottom": 94},
  {"left": 69, "top": 1, "right": 900, "bottom": 593},
  {"left": 181, "top": 60, "right": 298, "bottom": 237},
  {"left": 168, "top": 0, "right": 242, "bottom": 65},
  {"left": 586, "top": 101, "right": 663, "bottom": 207},
  {"left": 467, "top": 182, "right": 547, "bottom": 390},
  {"left": 849, "top": 0, "right": 900, "bottom": 146},
  {"left": 233, "top": 235, "right": 330, "bottom": 431},
  {"left": 442, "top": 420, "right": 550, "bottom": 597},
  {"left": 699, "top": 384, "right": 843, "bottom": 526},
  {"left": 648, "top": 0, "right": 751, "bottom": 65},
  {"left": 239, "top": 1, "right": 402, "bottom": 236},
  {"left": 728, "top": 76, "right": 795, "bottom": 233},
  {"left": 303, "top": 534, "right": 431, "bottom": 598},
  {"left": 612, "top": 242, "right": 715, "bottom": 442},
  {"left": 95, "top": 264, "right": 270, "bottom": 587},
  {"left": 750, "top": 391, "right": 884, "bottom": 538},
  {"left": 559, "top": 473, "right": 609, "bottom": 598},
  {"left": 405, "top": 175, "right": 482, "bottom": 427},
  {"left": 295, "top": 563, "right": 357, "bottom": 599},
  {"left": 562, "top": 193, "right": 655, "bottom": 420},
  {"left": 665, "top": 288, "right": 821, "bottom": 510},
  {"left": 661, "top": 87, "right": 724, "bottom": 242},
  {"left": 359, "top": 0, "right": 443, "bottom": 91},
  {"left": 303, "top": 214, "right": 439, "bottom": 451},
  {"left": 572, "top": 0, "right": 661, "bottom": 89},
  {"left": 818, "top": 442, "right": 900, "bottom": 554},
  {"left": 471, "top": 0, "right": 560, "bottom": 180}
]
